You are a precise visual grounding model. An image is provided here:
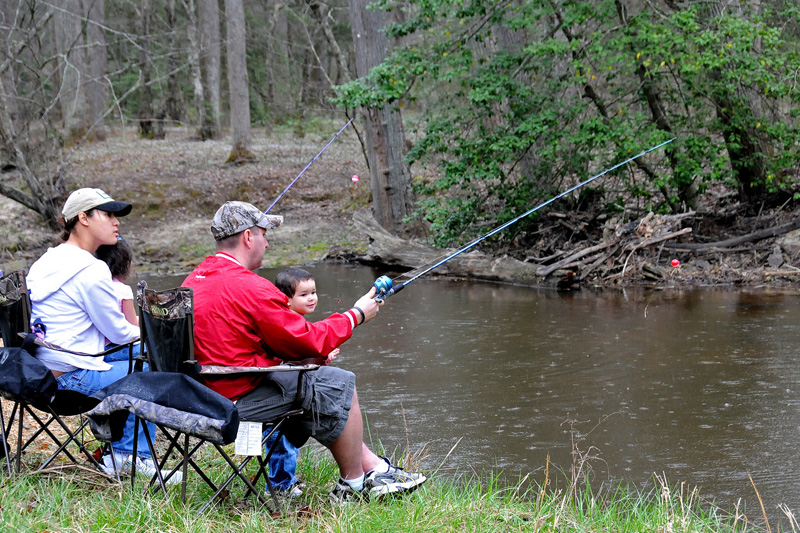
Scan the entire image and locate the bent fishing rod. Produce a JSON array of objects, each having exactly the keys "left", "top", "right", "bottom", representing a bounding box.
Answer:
[
  {"left": 264, "top": 117, "right": 354, "bottom": 214},
  {"left": 372, "top": 137, "right": 676, "bottom": 300}
]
